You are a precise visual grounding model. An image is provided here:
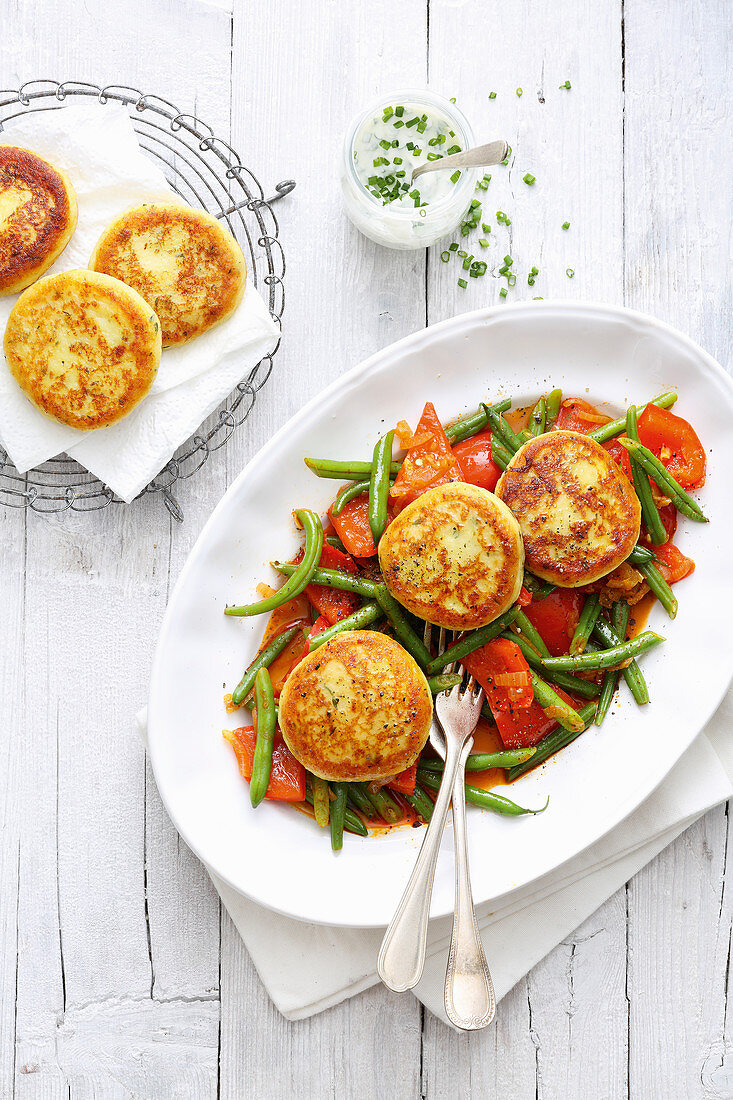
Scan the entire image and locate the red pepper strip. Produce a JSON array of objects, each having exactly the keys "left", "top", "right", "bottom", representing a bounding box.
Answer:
[
  {"left": 637, "top": 403, "right": 706, "bottom": 489},
  {"left": 654, "top": 542, "right": 695, "bottom": 584},
  {"left": 451, "top": 429, "right": 502, "bottom": 492},
  {"left": 390, "top": 401, "right": 465, "bottom": 512},
  {"left": 387, "top": 763, "right": 417, "bottom": 796},
  {"left": 462, "top": 637, "right": 534, "bottom": 712},
  {"left": 223, "top": 726, "right": 306, "bottom": 800},
  {"left": 328, "top": 493, "right": 377, "bottom": 557}
]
